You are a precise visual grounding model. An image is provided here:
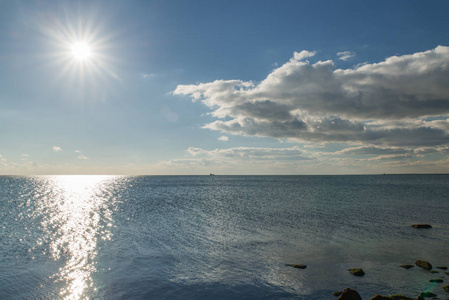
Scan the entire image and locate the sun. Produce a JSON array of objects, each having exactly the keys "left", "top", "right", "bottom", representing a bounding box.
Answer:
[{"left": 71, "top": 42, "right": 92, "bottom": 61}]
